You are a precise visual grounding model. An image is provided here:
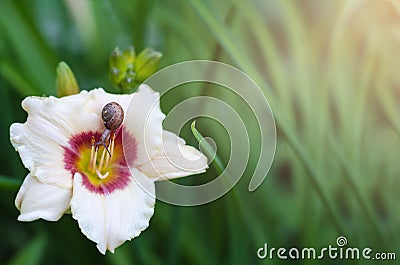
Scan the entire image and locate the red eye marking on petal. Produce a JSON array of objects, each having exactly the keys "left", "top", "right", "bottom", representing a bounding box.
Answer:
[{"left": 63, "top": 126, "right": 137, "bottom": 194}]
